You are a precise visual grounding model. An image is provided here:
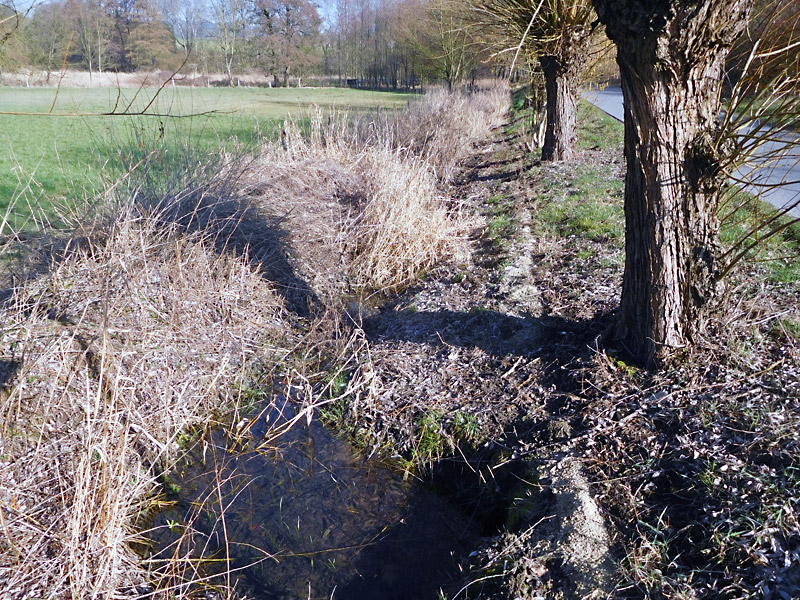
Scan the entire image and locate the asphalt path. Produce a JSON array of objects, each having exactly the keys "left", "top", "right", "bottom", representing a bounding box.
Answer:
[{"left": 583, "top": 85, "right": 800, "bottom": 219}]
